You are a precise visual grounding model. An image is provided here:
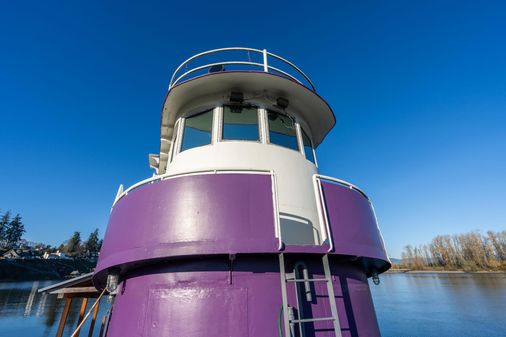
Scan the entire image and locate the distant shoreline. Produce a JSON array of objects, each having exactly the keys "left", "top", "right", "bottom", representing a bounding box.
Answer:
[{"left": 0, "top": 259, "right": 95, "bottom": 281}]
